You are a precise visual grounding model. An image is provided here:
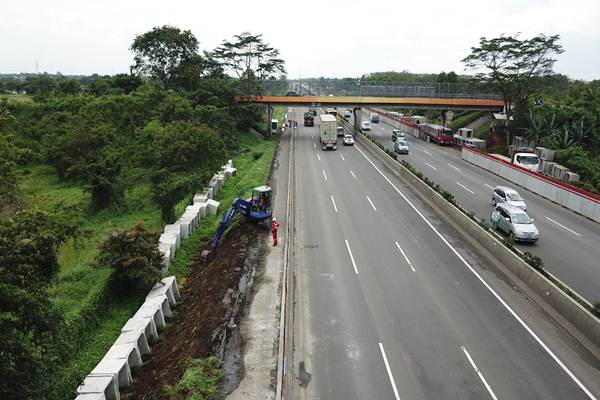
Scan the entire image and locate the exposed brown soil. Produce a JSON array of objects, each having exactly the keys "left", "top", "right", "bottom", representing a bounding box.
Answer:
[{"left": 124, "top": 221, "right": 264, "bottom": 399}]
